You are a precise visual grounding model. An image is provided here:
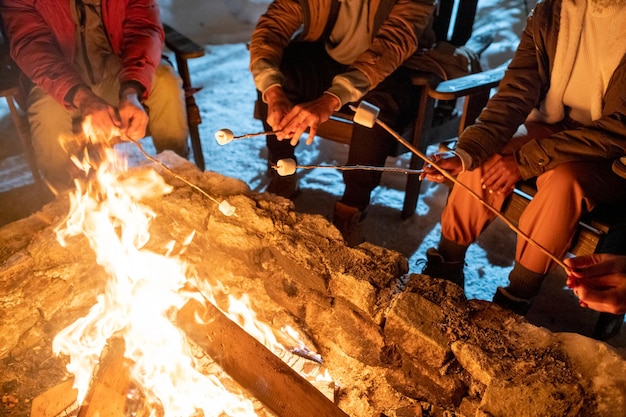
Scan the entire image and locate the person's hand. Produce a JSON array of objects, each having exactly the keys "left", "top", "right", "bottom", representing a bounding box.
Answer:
[
  {"left": 118, "top": 87, "right": 148, "bottom": 141},
  {"left": 73, "top": 86, "right": 121, "bottom": 145},
  {"left": 481, "top": 153, "right": 521, "bottom": 194},
  {"left": 276, "top": 93, "right": 339, "bottom": 146},
  {"left": 420, "top": 151, "right": 462, "bottom": 183},
  {"left": 264, "top": 85, "right": 293, "bottom": 133},
  {"left": 564, "top": 253, "right": 626, "bottom": 314}
]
